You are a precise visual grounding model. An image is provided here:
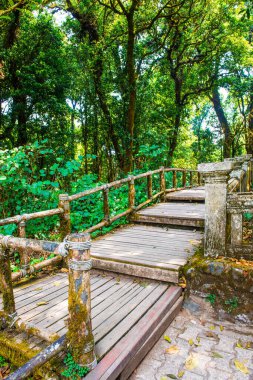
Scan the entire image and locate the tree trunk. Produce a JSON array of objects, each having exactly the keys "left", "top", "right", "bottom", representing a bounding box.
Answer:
[
  {"left": 246, "top": 88, "right": 253, "bottom": 154},
  {"left": 211, "top": 87, "right": 231, "bottom": 158},
  {"left": 124, "top": 13, "right": 136, "bottom": 174}
]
